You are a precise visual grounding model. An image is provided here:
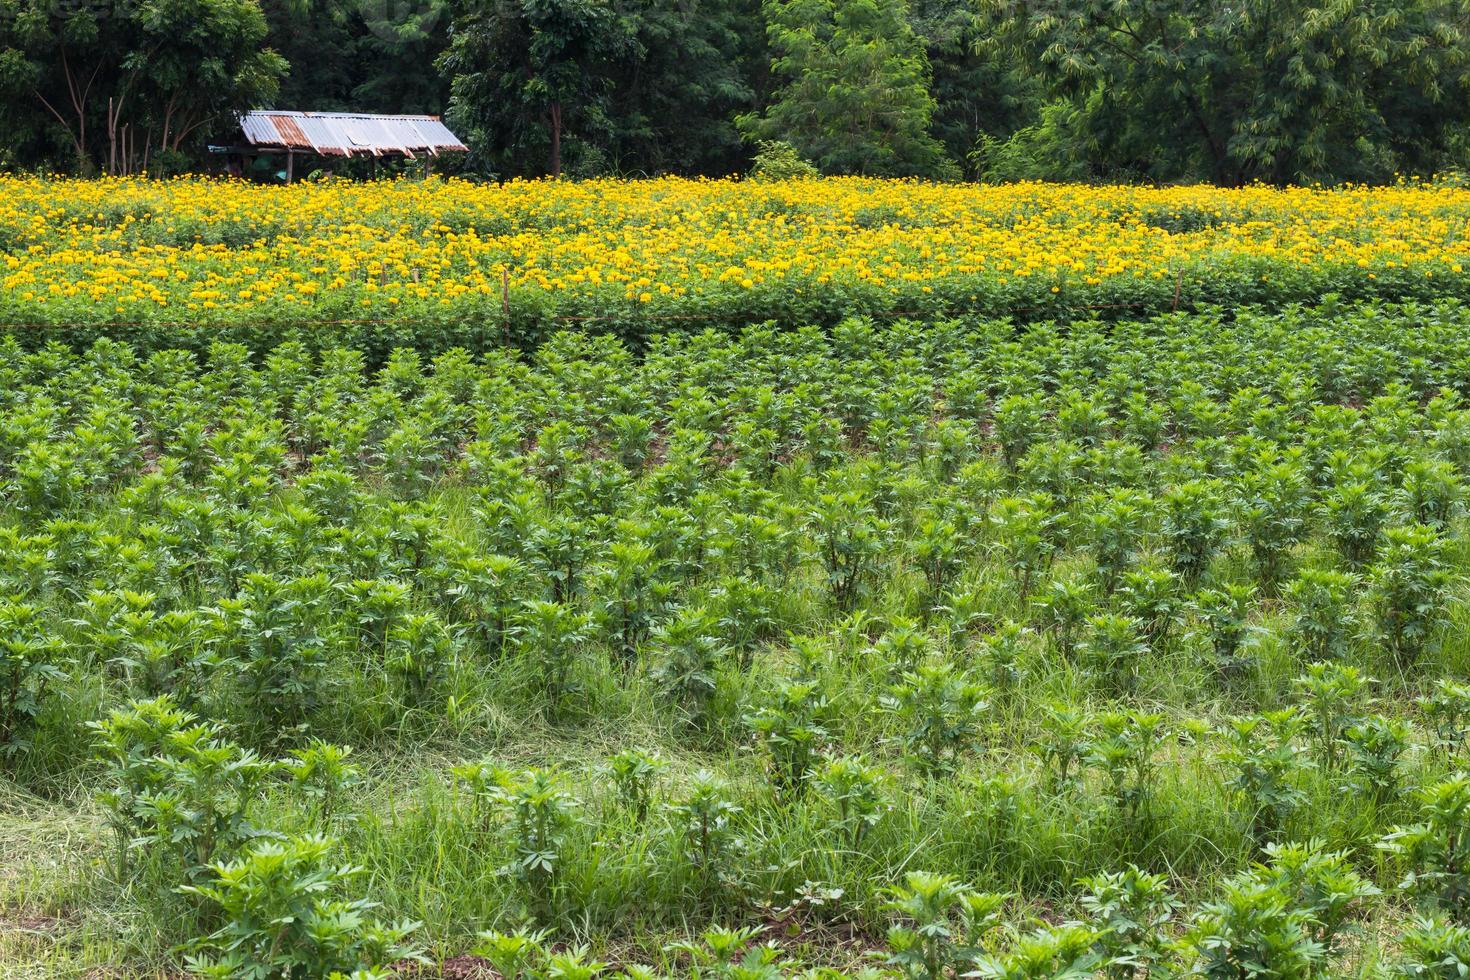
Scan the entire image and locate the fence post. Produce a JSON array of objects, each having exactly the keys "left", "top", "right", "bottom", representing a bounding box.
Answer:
[{"left": 501, "top": 267, "right": 511, "bottom": 347}]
